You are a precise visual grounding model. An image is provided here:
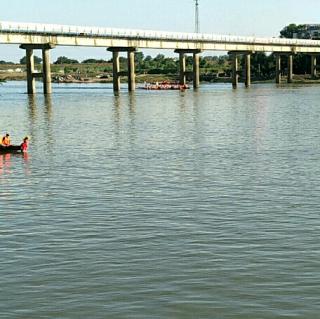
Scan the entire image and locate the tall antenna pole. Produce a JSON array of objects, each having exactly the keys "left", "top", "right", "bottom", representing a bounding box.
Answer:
[{"left": 195, "top": 0, "right": 200, "bottom": 33}]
